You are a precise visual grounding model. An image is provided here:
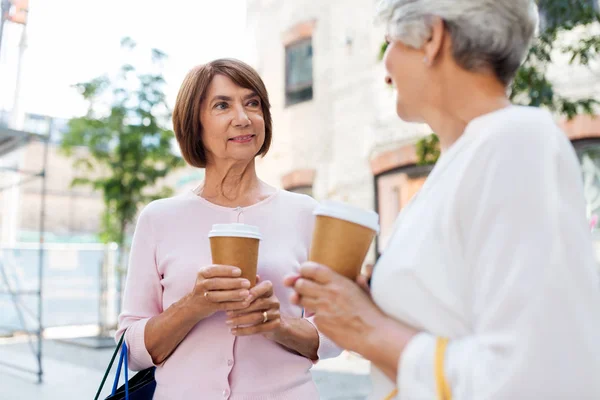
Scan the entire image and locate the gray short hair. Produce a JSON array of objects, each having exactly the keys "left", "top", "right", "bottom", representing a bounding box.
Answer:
[{"left": 375, "top": 0, "right": 539, "bottom": 85}]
